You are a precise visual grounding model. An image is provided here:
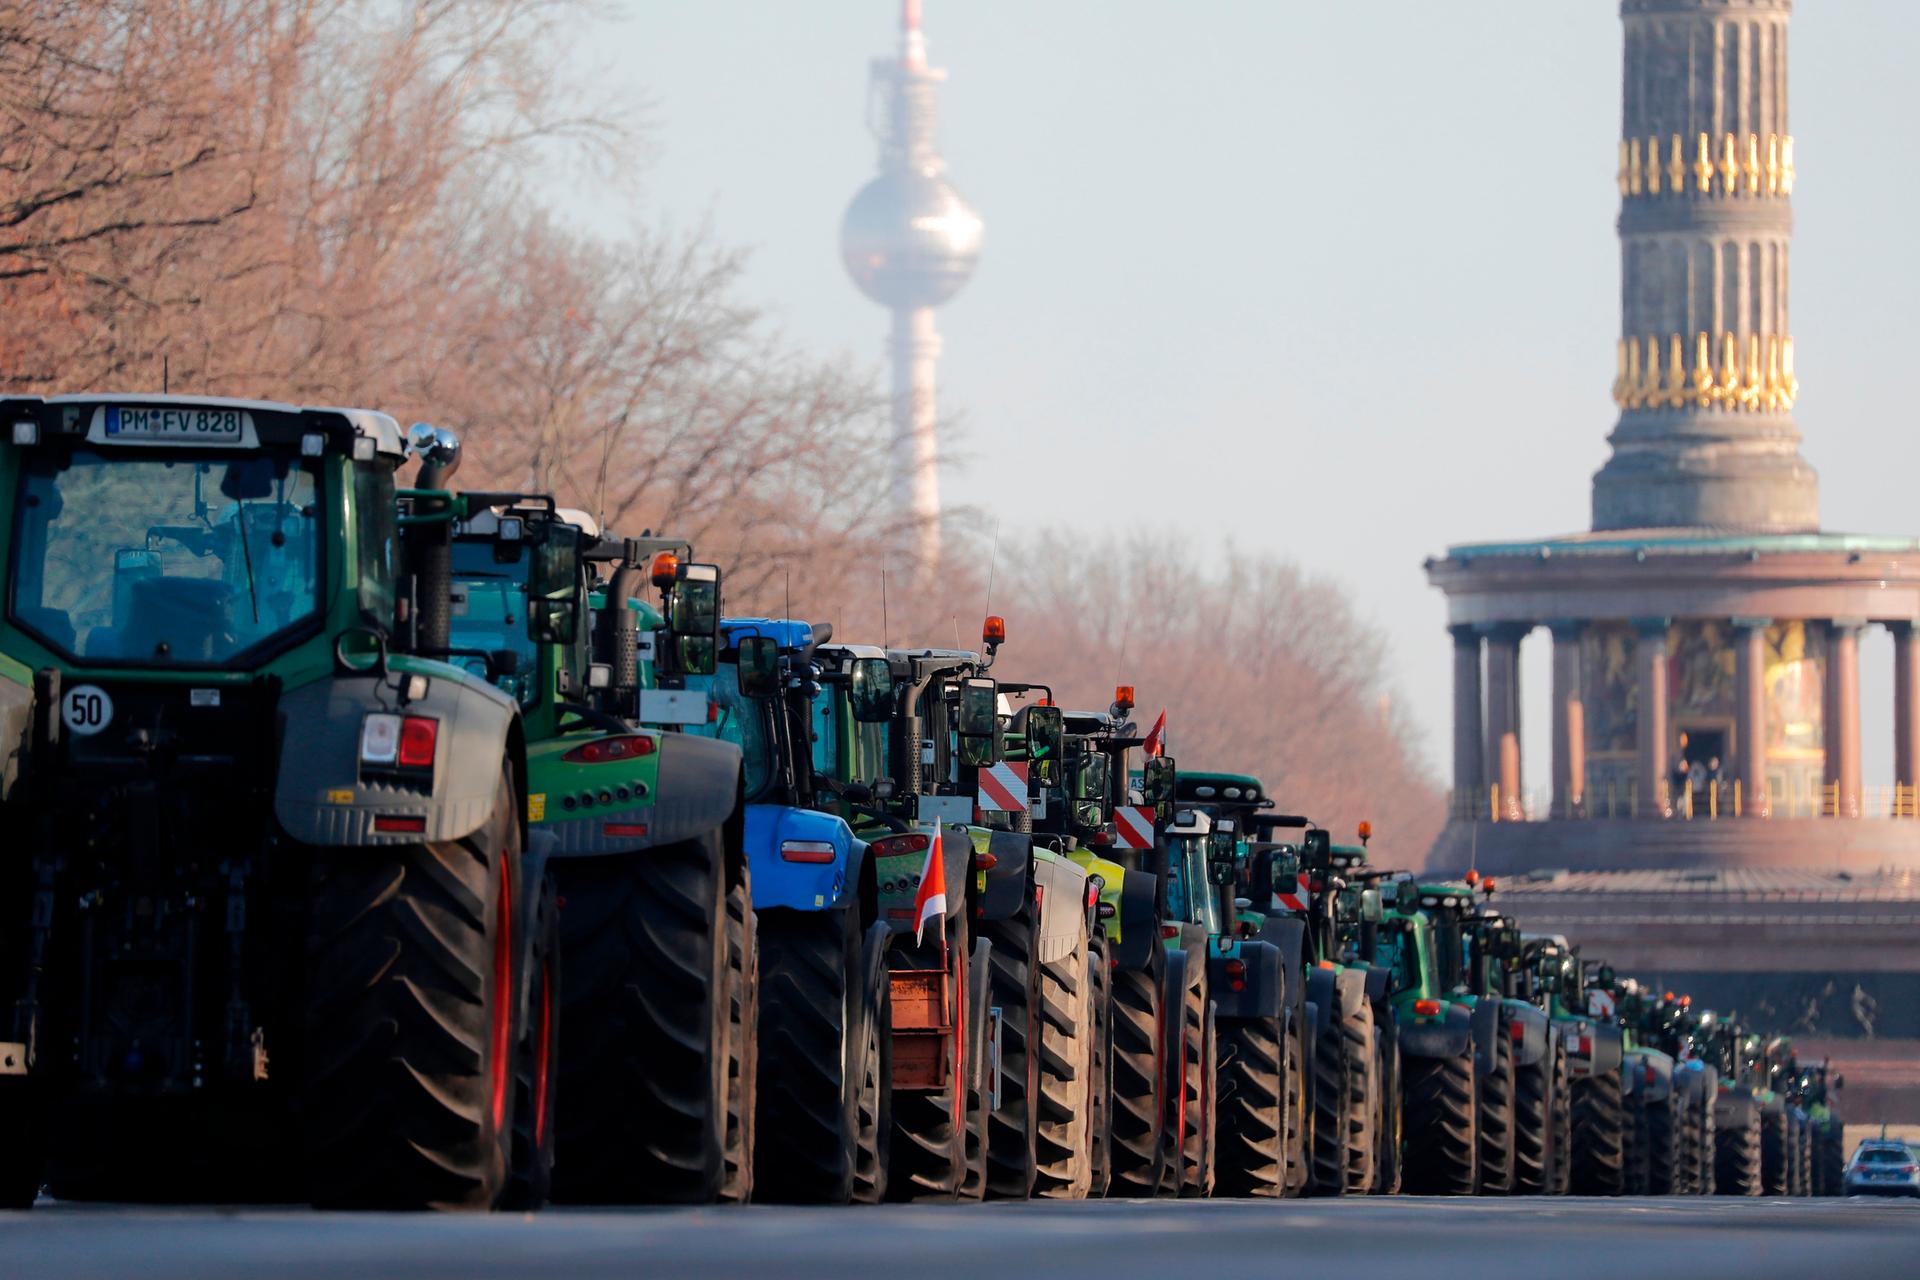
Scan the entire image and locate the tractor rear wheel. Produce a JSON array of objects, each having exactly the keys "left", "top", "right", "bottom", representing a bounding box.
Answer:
[
  {"left": 1032, "top": 925, "right": 1095, "bottom": 1199},
  {"left": 1307, "top": 1004, "right": 1350, "bottom": 1196},
  {"left": 1622, "top": 1089, "right": 1651, "bottom": 1196},
  {"left": 1713, "top": 1094, "right": 1762, "bottom": 1196},
  {"left": 1548, "top": 1042, "right": 1572, "bottom": 1195},
  {"left": 1084, "top": 935, "right": 1113, "bottom": 1197},
  {"left": 1792, "top": 1112, "right": 1811, "bottom": 1195},
  {"left": 1213, "top": 1014, "right": 1285, "bottom": 1197},
  {"left": 1812, "top": 1119, "right": 1844, "bottom": 1195},
  {"left": 852, "top": 929, "right": 892, "bottom": 1204},
  {"left": 1157, "top": 949, "right": 1213, "bottom": 1197},
  {"left": 1644, "top": 1088, "right": 1680, "bottom": 1195},
  {"left": 1570, "top": 1068, "right": 1626, "bottom": 1195},
  {"left": 888, "top": 909, "right": 975, "bottom": 1201},
  {"left": 1760, "top": 1107, "right": 1789, "bottom": 1196},
  {"left": 1512, "top": 1047, "right": 1552, "bottom": 1195},
  {"left": 303, "top": 768, "right": 520, "bottom": 1210},
  {"left": 1282, "top": 1012, "right": 1309, "bottom": 1197},
  {"left": 549, "top": 830, "right": 740, "bottom": 1204},
  {"left": 1105, "top": 952, "right": 1166, "bottom": 1196},
  {"left": 1372, "top": 1028, "right": 1401, "bottom": 1194},
  {"left": 720, "top": 872, "right": 755, "bottom": 1203},
  {"left": 1675, "top": 1080, "right": 1704, "bottom": 1194},
  {"left": 1342, "top": 1000, "right": 1378, "bottom": 1195},
  {"left": 1401, "top": 1049, "right": 1477, "bottom": 1196},
  {"left": 751, "top": 907, "right": 867, "bottom": 1203},
  {"left": 979, "top": 891, "right": 1041, "bottom": 1200},
  {"left": 1476, "top": 1025, "right": 1516, "bottom": 1195},
  {"left": 503, "top": 871, "right": 561, "bottom": 1211}
]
